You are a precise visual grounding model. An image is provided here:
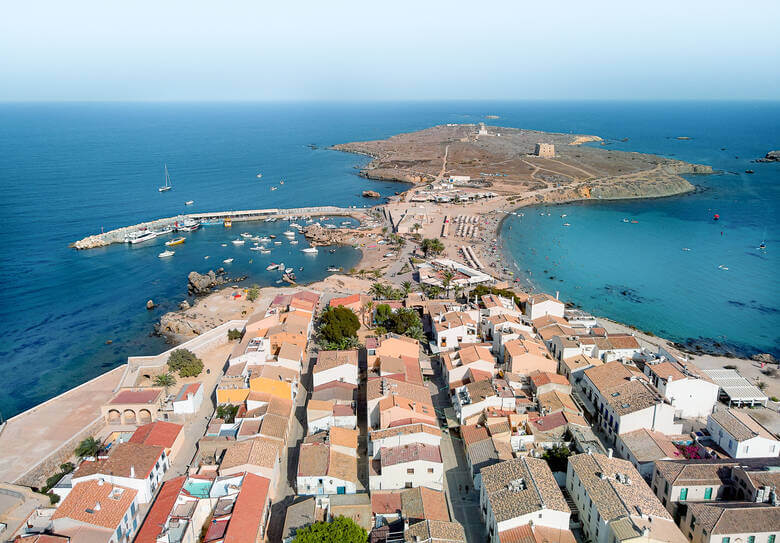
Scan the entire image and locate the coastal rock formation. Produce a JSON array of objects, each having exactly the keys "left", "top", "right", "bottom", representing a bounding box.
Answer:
[
  {"left": 179, "top": 300, "right": 191, "bottom": 310},
  {"left": 362, "top": 190, "right": 381, "bottom": 198},
  {"left": 756, "top": 150, "right": 780, "bottom": 162},
  {"left": 146, "top": 300, "right": 155, "bottom": 310},
  {"left": 752, "top": 353, "right": 778, "bottom": 365},
  {"left": 334, "top": 124, "right": 712, "bottom": 203},
  {"left": 71, "top": 235, "right": 110, "bottom": 250},
  {"left": 302, "top": 224, "right": 367, "bottom": 247},
  {"left": 187, "top": 270, "right": 227, "bottom": 295}
]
